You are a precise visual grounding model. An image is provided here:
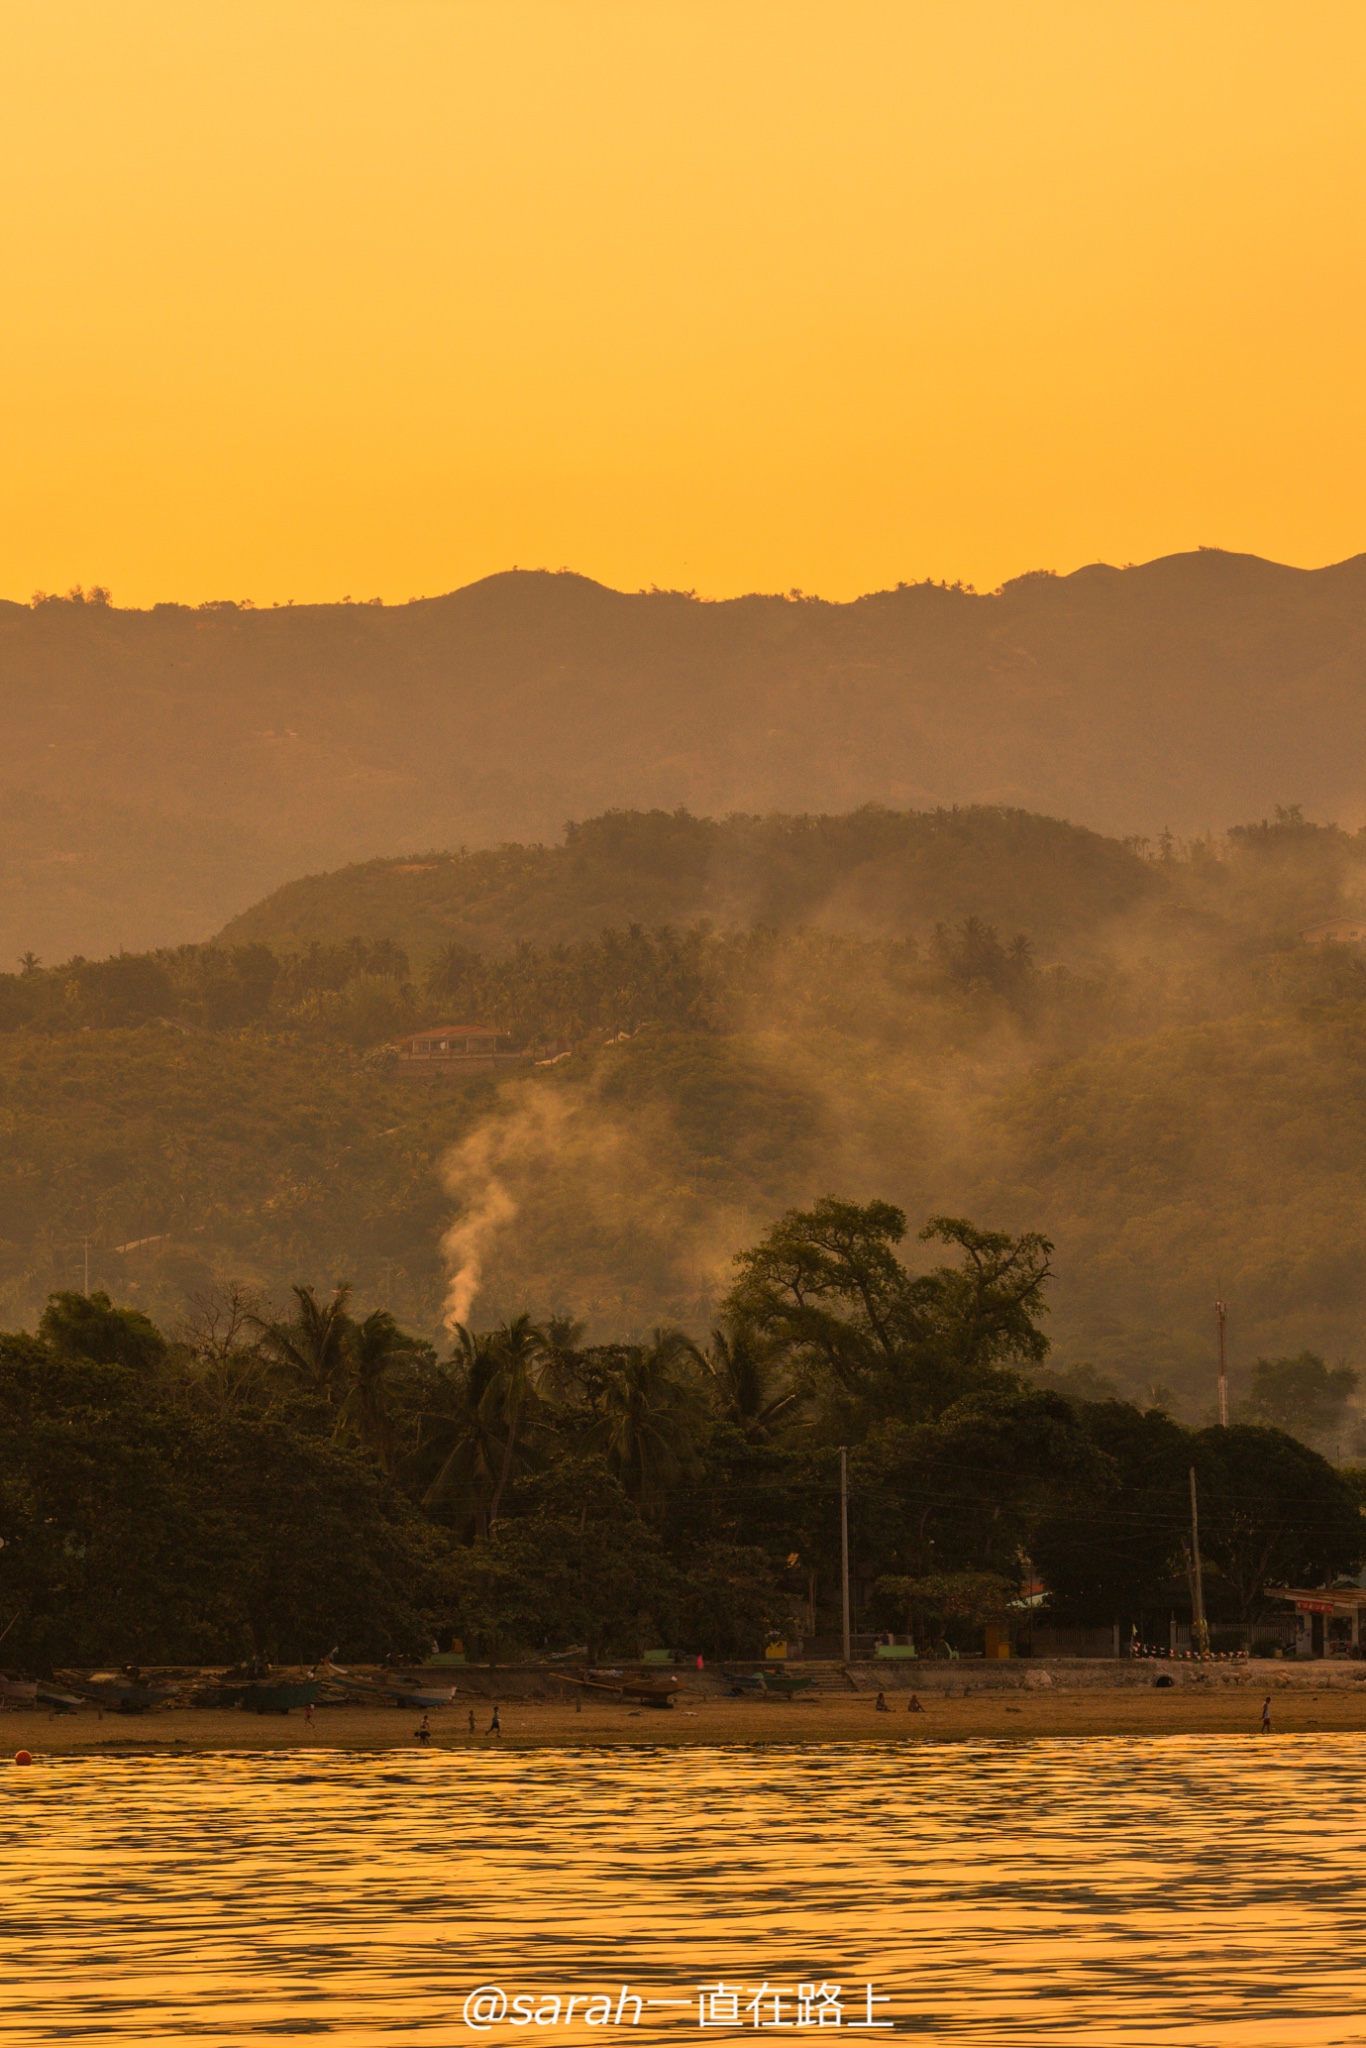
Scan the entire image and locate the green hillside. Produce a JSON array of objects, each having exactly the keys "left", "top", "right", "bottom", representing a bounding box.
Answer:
[
  {"left": 217, "top": 804, "right": 1156, "bottom": 967},
  {"left": 6, "top": 802, "right": 1366, "bottom": 1427},
  {"left": 0, "top": 1026, "right": 485, "bottom": 1335}
]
